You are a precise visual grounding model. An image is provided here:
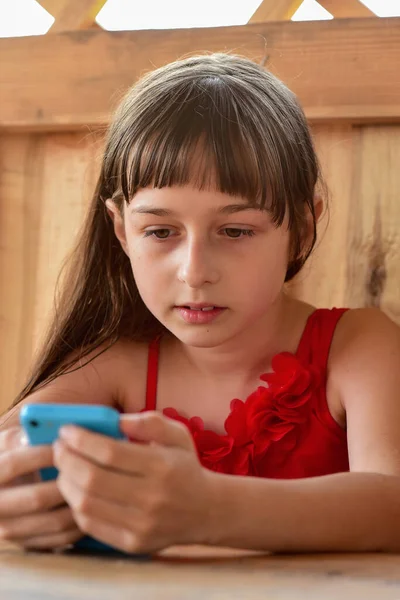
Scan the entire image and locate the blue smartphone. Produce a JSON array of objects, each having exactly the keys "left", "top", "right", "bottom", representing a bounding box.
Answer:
[{"left": 20, "top": 403, "right": 141, "bottom": 555}]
